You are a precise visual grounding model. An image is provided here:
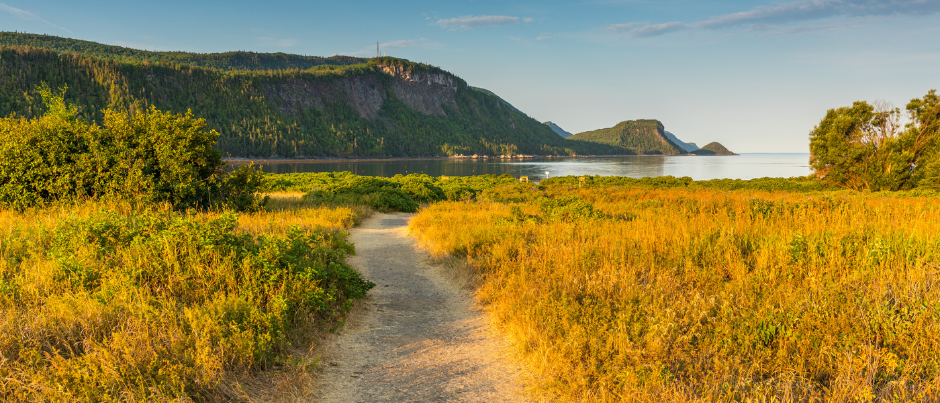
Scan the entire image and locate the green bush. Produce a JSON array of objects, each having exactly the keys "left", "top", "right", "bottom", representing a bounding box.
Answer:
[
  {"left": 303, "top": 176, "right": 420, "bottom": 212},
  {"left": 0, "top": 85, "right": 265, "bottom": 210}
]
